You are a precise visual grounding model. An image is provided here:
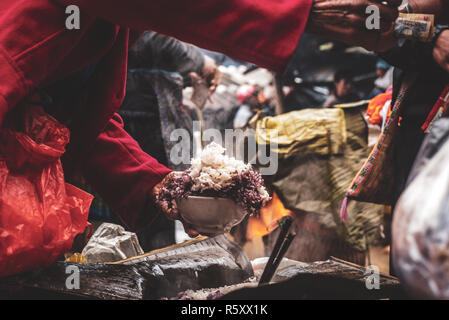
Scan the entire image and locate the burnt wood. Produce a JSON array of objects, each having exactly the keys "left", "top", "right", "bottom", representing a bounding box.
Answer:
[
  {"left": 0, "top": 235, "right": 253, "bottom": 300},
  {"left": 222, "top": 257, "right": 405, "bottom": 300}
]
